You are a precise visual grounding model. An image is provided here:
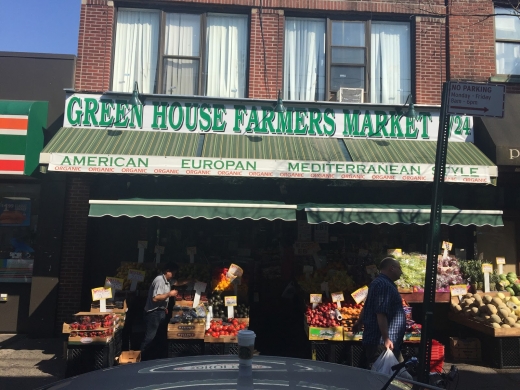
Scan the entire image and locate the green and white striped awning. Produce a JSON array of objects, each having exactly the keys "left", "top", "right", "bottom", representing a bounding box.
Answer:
[
  {"left": 89, "top": 199, "right": 297, "bottom": 221},
  {"left": 301, "top": 204, "right": 503, "bottom": 226}
]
